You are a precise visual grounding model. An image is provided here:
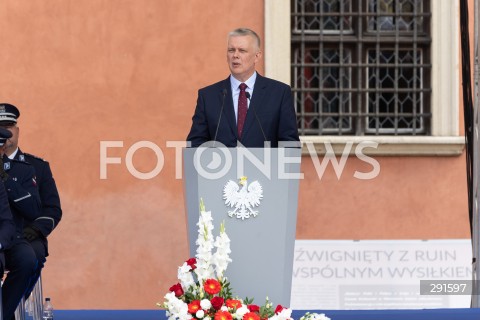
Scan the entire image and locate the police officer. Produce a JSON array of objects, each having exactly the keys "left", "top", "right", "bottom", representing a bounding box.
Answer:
[
  {"left": 0, "top": 109, "right": 41, "bottom": 320},
  {"left": 0, "top": 103, "right": 62, "bottom": 303},
  {"left": 0, "top": 127, "right": 16, "bottom": 279}
]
